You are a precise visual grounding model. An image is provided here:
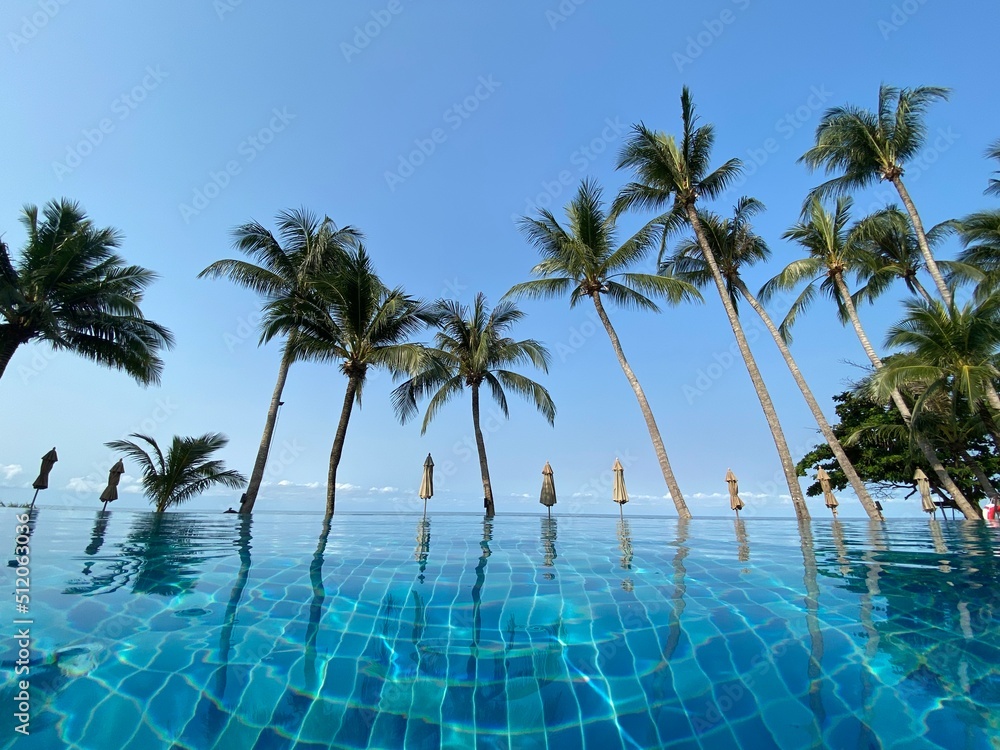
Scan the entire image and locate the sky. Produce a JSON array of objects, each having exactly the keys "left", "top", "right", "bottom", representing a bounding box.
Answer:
[{"left": 2, "top": 0, "right": 998, "bottom": 519}]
